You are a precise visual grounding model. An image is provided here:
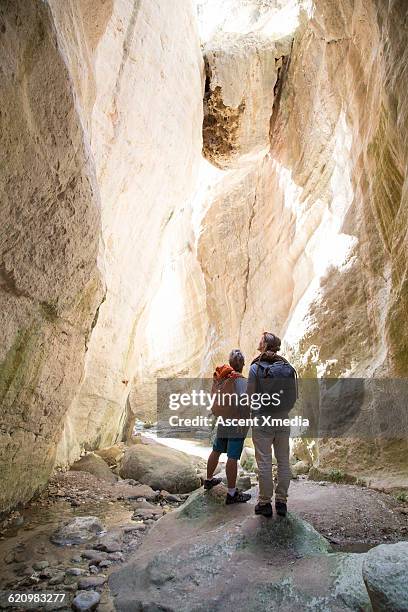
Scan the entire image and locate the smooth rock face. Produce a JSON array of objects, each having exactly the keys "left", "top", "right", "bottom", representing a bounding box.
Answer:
[
  {"left": 51, "top": 516, "right": 105, "bottom": 546},
  {"left": 195, "top": 0, "right": 408, "bottom": 484},
  {"left": 120, "top": 445, "right": 201, "bottom": 494},
  {"left": 55, "top": 0, "right": 206, "bottom": 464},
  {"left": 0, "top": 0, "right": 205, "bottom": 511},
  {"left": 362, "top": 542, "right": 408, "bottom": 612},
  {"left": 285, "top": 0, "right": 408, "bottom": 482},
  {"left": 0, "top": 0, "right": 104, "bottom": 512},
  {"left": 70, "top": 453, "right": 117, "bottom": 483}
]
